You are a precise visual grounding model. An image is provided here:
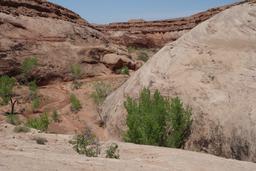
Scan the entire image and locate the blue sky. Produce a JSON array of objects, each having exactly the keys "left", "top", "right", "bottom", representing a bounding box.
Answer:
[{"left": 49, "top": 0, "right": 240, "bottom": 24}]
